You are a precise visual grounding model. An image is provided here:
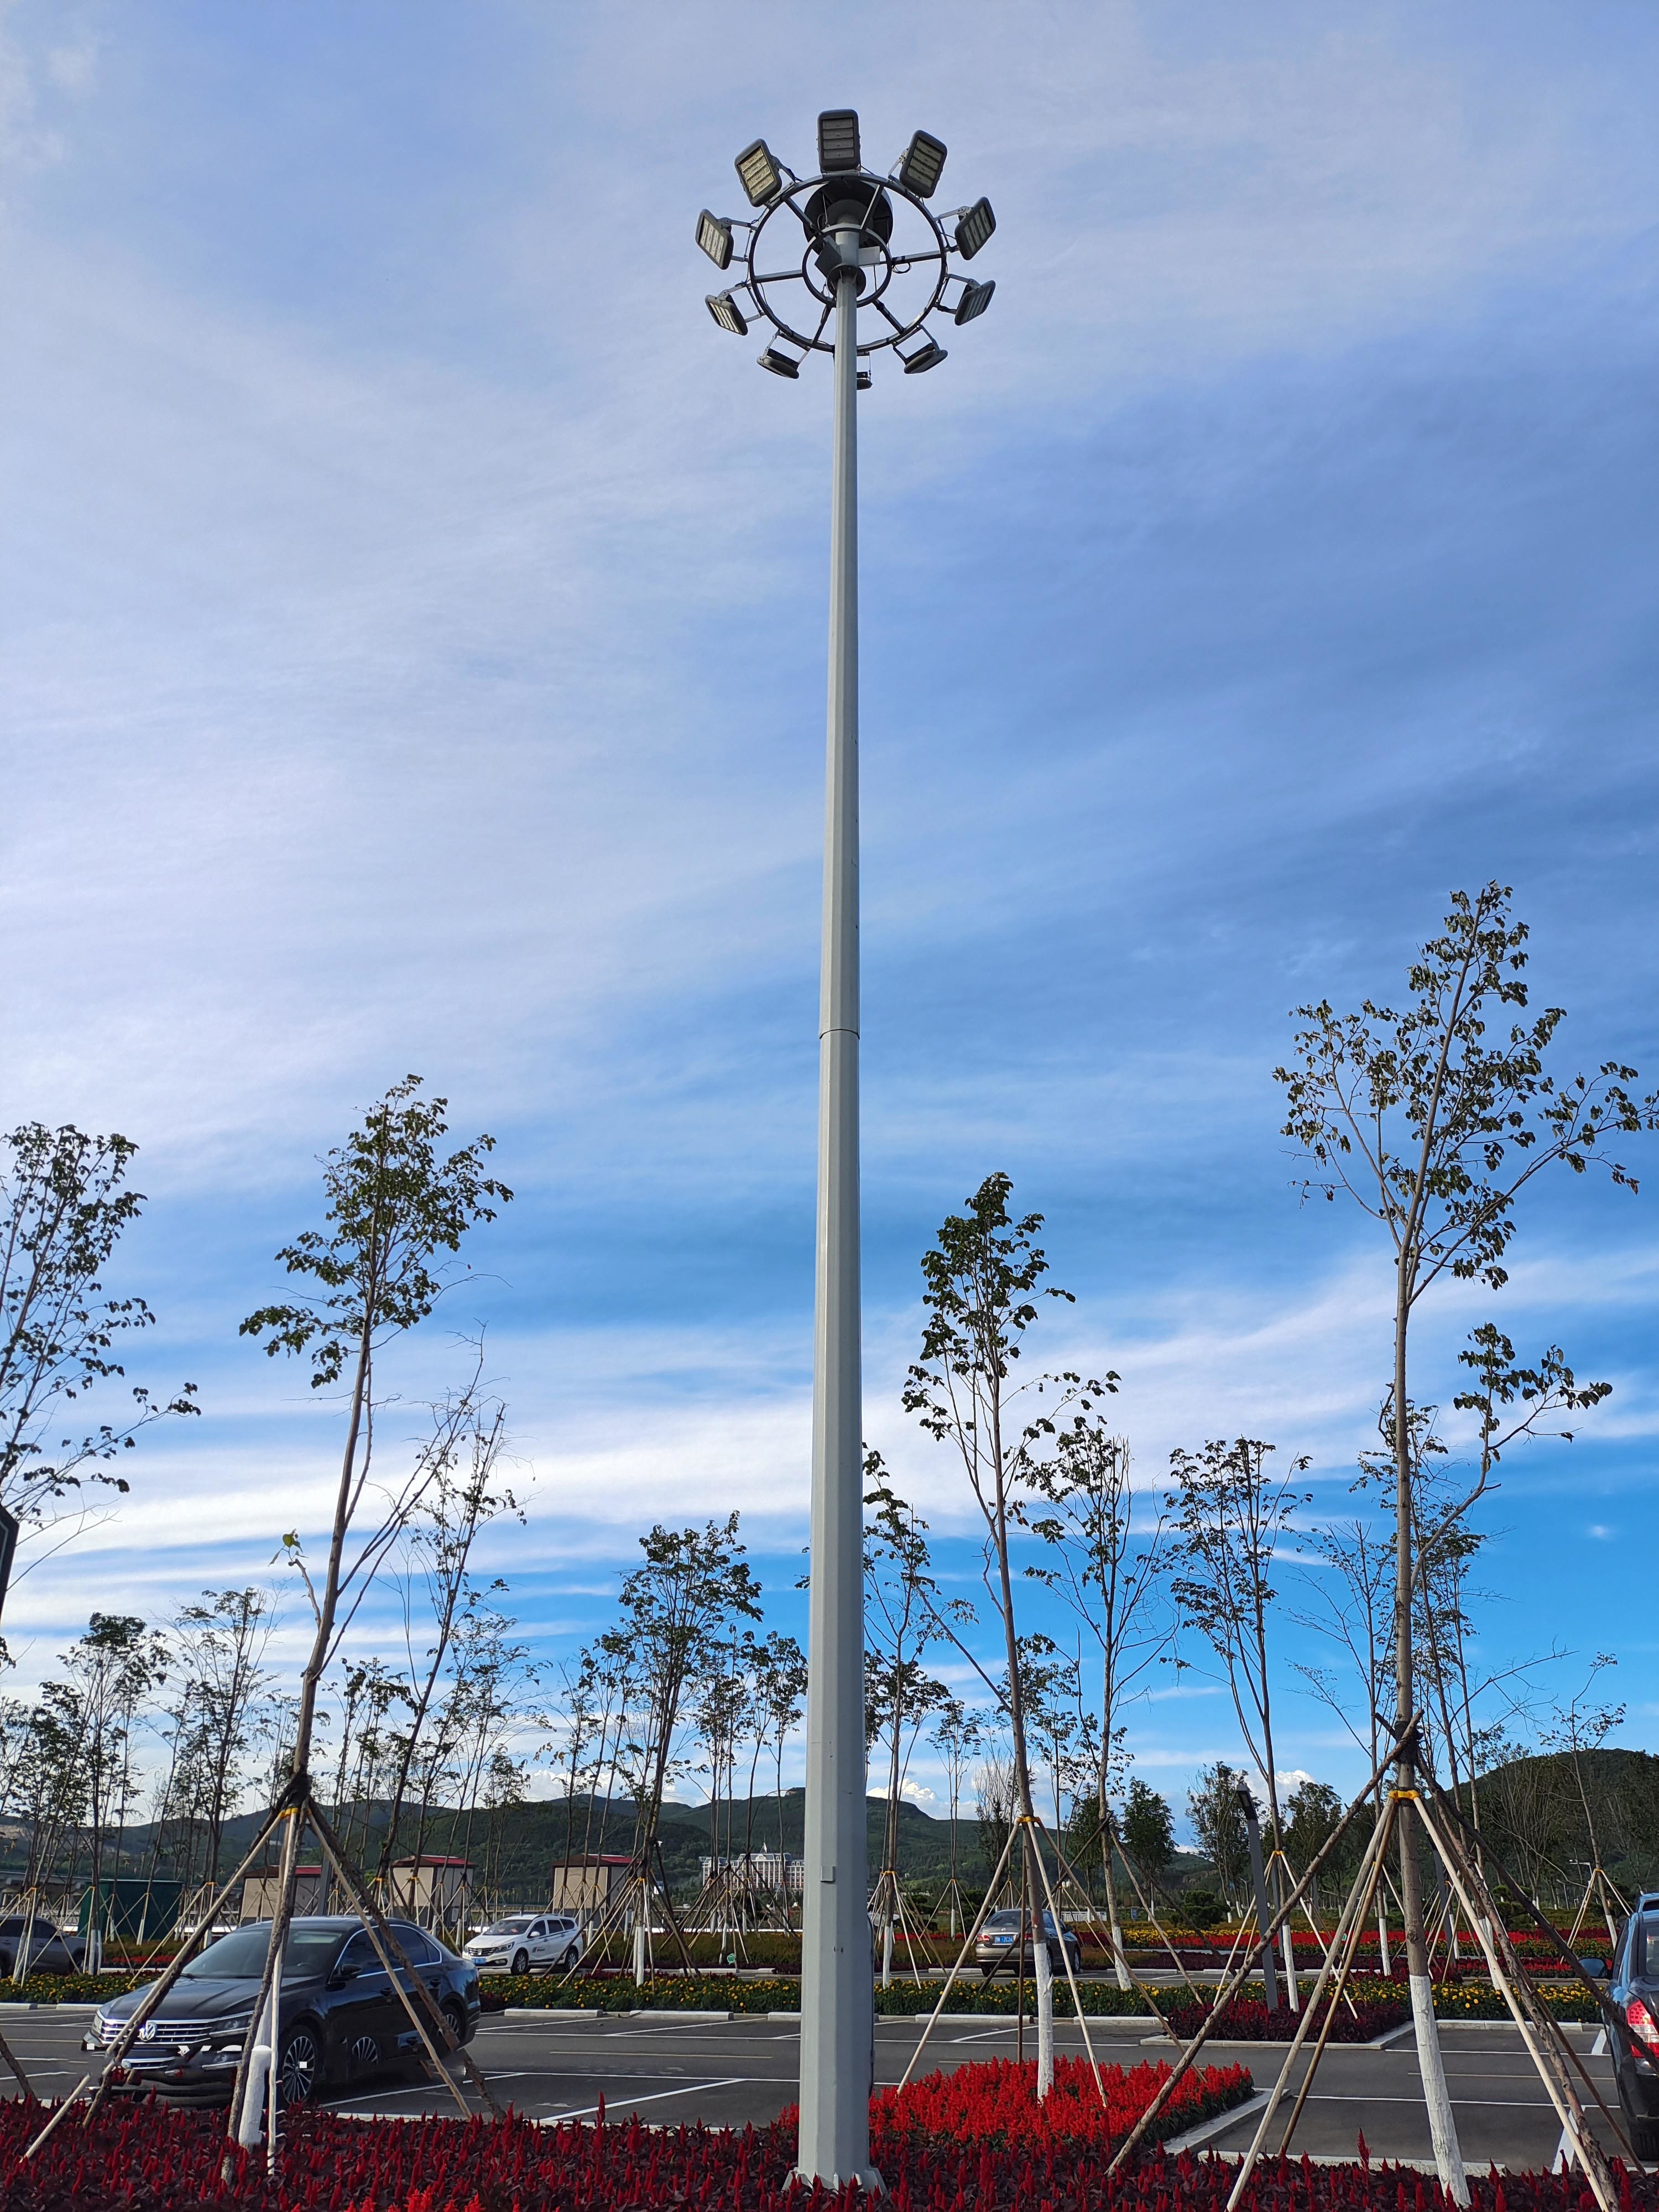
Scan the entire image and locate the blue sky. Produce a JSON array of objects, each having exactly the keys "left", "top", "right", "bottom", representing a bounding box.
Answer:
[{"left": 3, "top": 2, "right": 1656, "bottom": 1831}]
